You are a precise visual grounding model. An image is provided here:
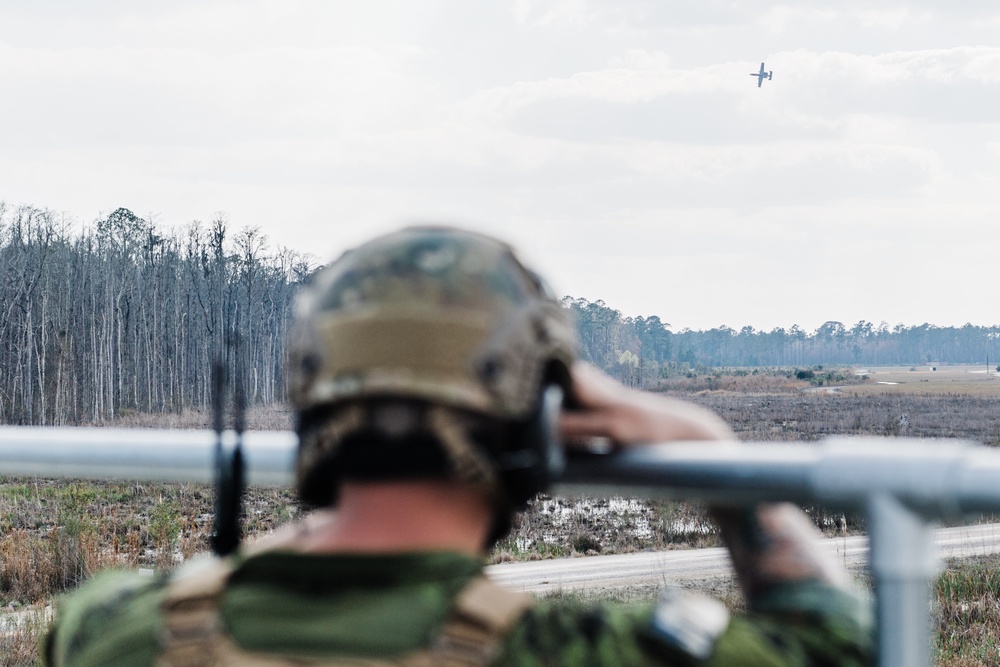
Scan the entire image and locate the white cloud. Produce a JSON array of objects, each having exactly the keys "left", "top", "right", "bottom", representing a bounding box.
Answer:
[
  {"left": 607, "top": 49, "right": 673, "bottom": 71},
  {"left": 511, "top": 0, "right": 598, "bottom": 26},
  {"left": 2, "top": 2, "right": 1000, "bottom": 329}
]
